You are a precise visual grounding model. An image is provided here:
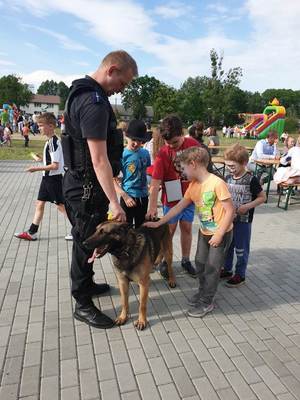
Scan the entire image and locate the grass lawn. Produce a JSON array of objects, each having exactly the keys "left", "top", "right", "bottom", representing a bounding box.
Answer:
[
  {"left": 0, "top": 138, "right": 45, "bottom": 160},
  {"left": 1, "top": 130, "right": 296, "bottom": 160}
]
